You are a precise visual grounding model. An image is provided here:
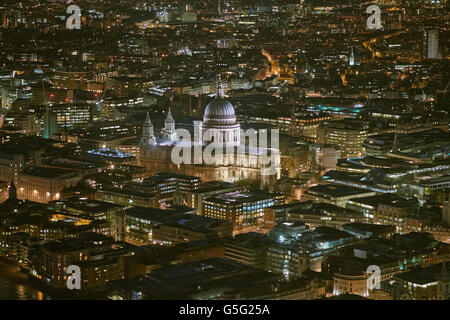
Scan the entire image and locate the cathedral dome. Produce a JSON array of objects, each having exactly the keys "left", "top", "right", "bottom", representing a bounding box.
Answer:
[{"left": 203, "top": 98, "right": 236, "bottom": 124}]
